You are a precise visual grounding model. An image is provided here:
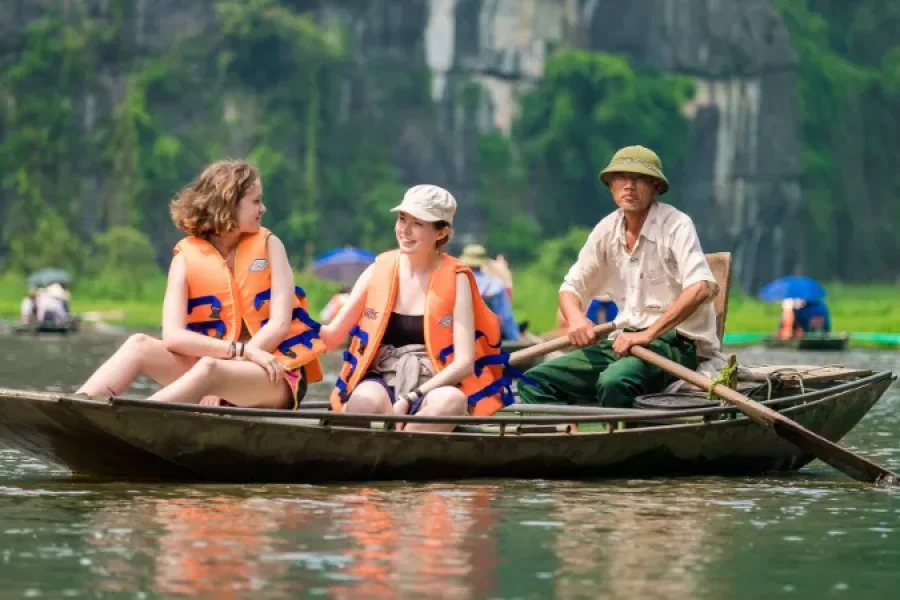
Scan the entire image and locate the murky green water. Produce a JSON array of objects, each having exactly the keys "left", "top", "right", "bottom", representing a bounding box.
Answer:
[{"left": 1, "top": 331, "right": 899, "bottom": 598}]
